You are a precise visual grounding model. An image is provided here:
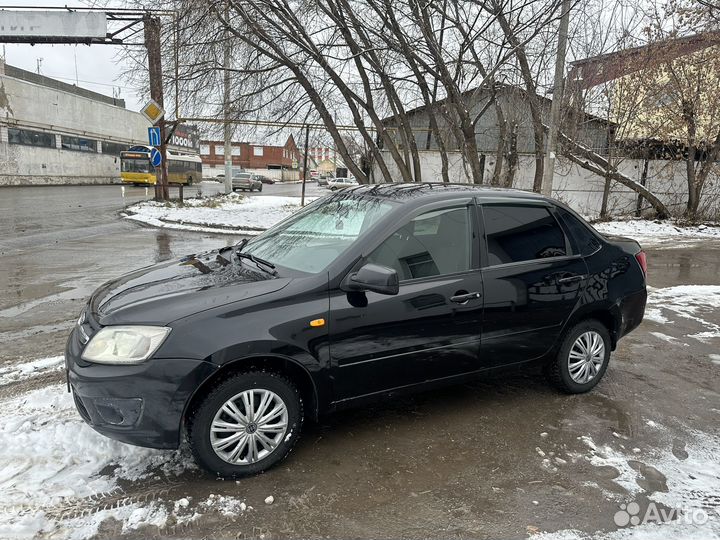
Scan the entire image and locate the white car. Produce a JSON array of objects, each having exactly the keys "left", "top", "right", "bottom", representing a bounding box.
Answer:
[{"left": 327, "top": 177, "right": 359, "bottom": 190}]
